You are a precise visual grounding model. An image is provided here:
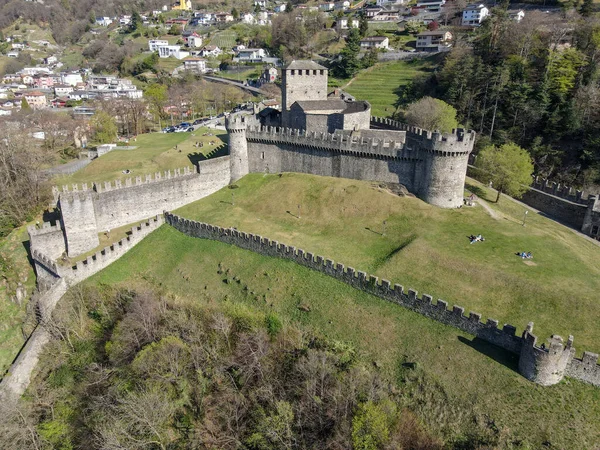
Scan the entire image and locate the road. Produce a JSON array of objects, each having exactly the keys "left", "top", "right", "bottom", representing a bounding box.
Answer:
[{"left": 202, "top": 75, "right": 269, "bottom": 96}]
